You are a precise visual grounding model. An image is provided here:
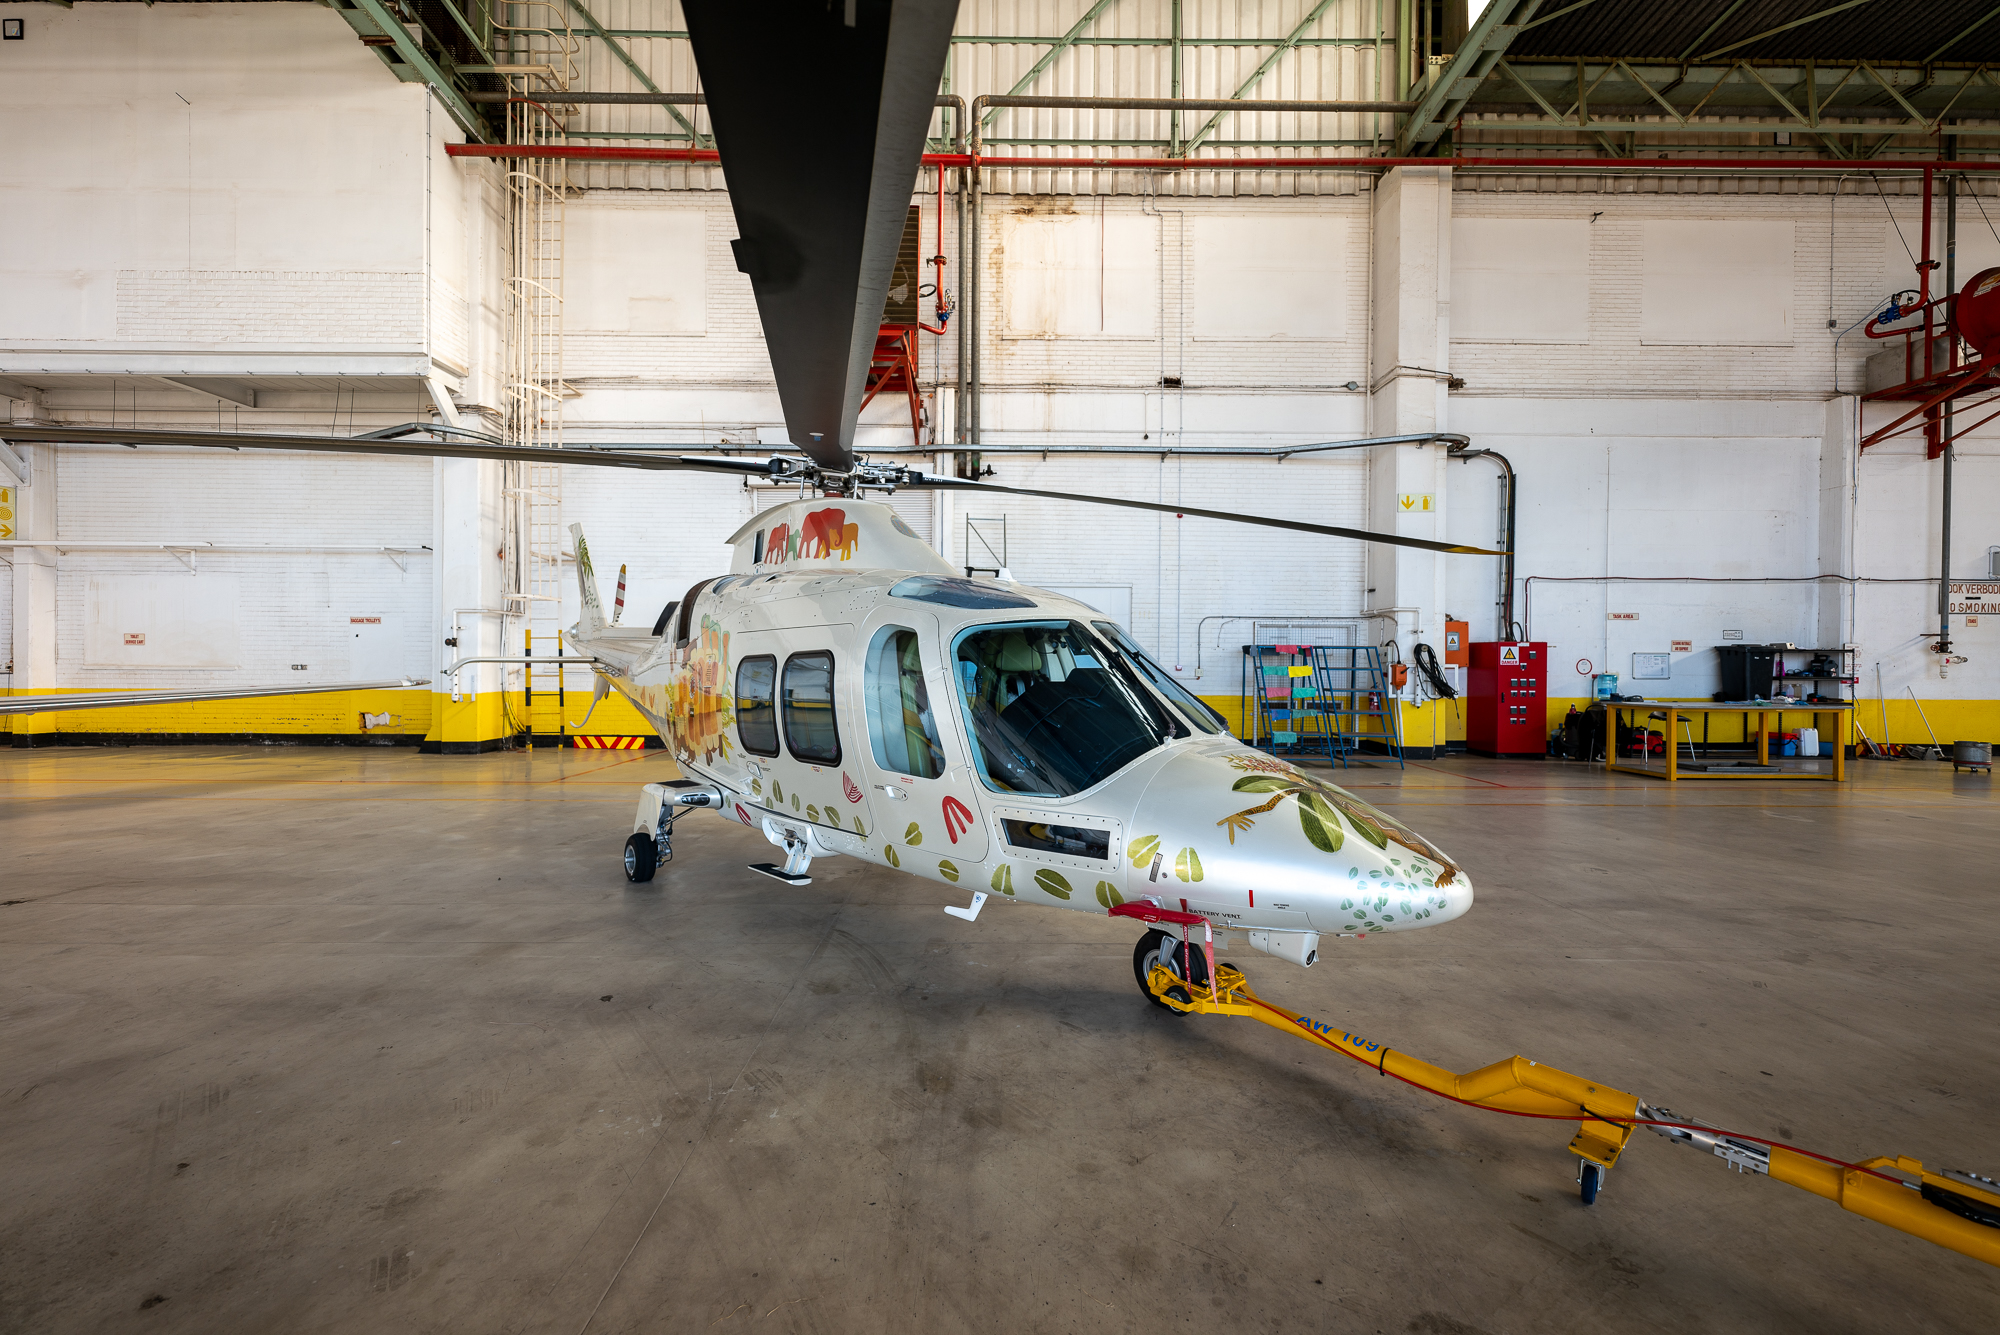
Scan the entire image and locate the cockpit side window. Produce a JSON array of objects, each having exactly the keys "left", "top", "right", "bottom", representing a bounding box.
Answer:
[
  {"left": 1092, "top": 621, "right": 1229, "bottom": 735},
  {"left": 951, "top": 621, "right": 1172, "bottom": 797},
  {"left": 864, "top": 627, "right": 945, "bottom": 779}
]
